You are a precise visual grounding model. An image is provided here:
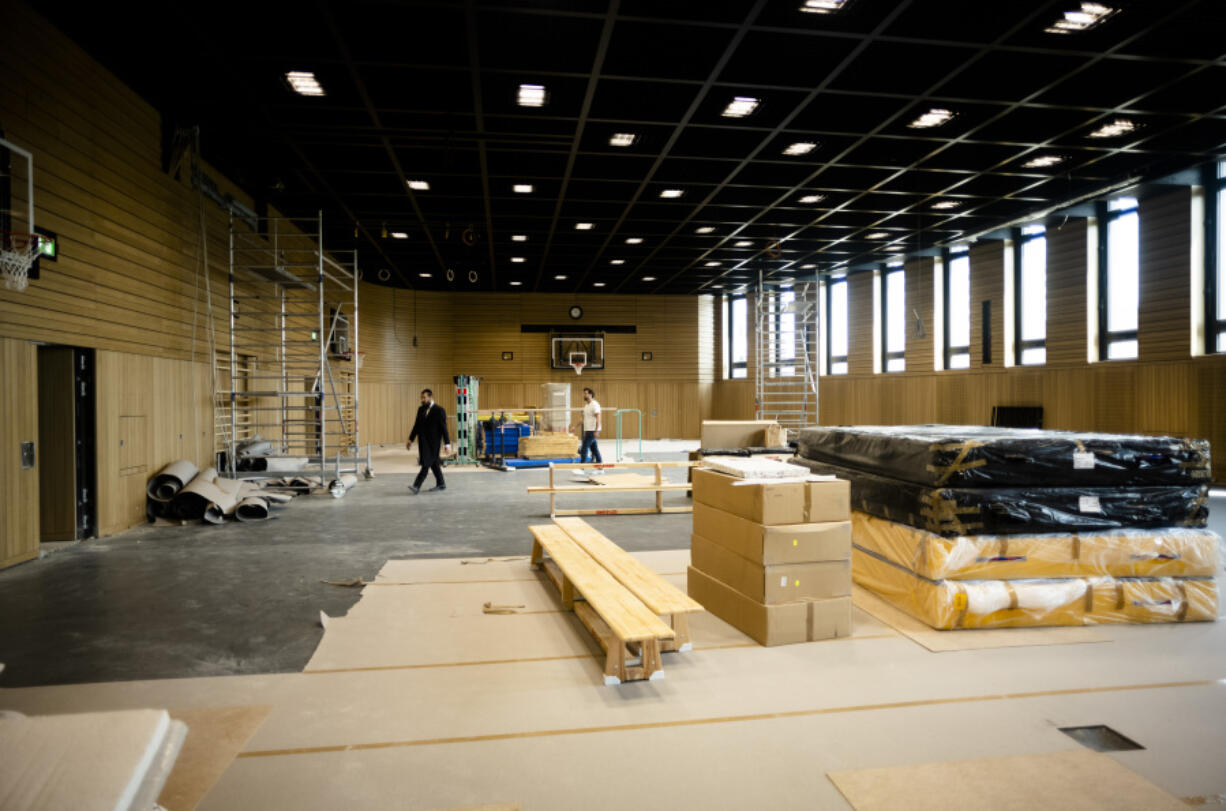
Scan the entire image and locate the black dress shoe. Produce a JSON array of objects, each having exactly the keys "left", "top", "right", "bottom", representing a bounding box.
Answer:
[
  {"left": 432, "top": 484, "right": 446, "bottom": 492},
  {"left": 409, "top": 484, "right": 421, "bottom": 494}
]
